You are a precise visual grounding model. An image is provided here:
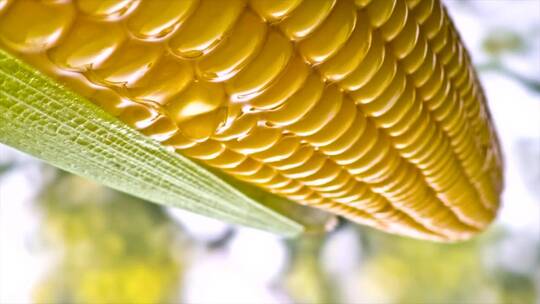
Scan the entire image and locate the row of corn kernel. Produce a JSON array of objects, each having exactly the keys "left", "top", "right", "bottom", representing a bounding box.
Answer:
[
  {"left": 408, "top": 0, "right": 502, "bottom": 210},
  {"left": 240, "top": 2, "right": 476, "bottom": 238},
  {"left": 355, "top": 0, "right": 501, "bottom": 210},
  {"left": 359, "top": 1, "right": 496, "bottom": 223},
  {"left": 368, "top": 1, "right": 493, "bottom": 214},
  {"left": 248, "top": 0, "right": 490, "bottom": 231},
  {"left": 184, "top": 1, "right": 454, "bottom": 238}
]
